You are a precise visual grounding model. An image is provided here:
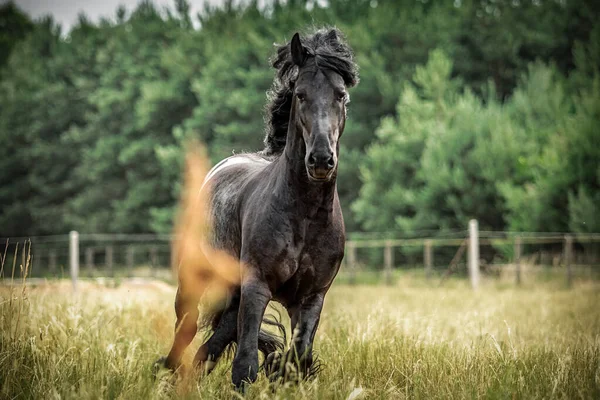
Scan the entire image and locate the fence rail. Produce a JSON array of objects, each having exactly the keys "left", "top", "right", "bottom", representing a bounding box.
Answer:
[{"left": 2, "top": 220, "right": 600, "bottom": 291}]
